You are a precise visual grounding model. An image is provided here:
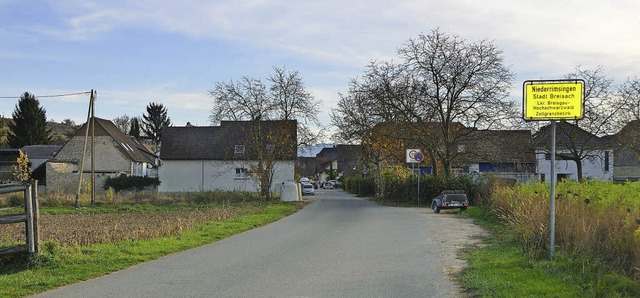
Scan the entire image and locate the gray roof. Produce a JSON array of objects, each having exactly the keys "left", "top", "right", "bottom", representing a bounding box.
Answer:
[
  {"left": 52, "top": 117, "right": 150, "bottom": 163},
  {"left": 21, "top": 145, "right": 61, "bottom": 159},
  {"left": 463, "top": 130, "right": 536, "bottom": 164},
  {"left": 533, "top": 121, "right": 610, "bottom": 150},
  {"left": 161, "top": 120, "right": 297, "bottom": 160}
]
